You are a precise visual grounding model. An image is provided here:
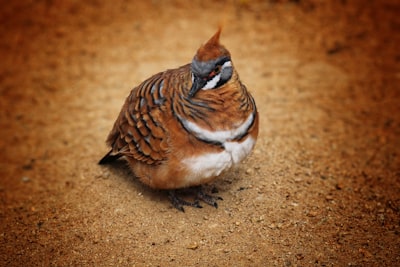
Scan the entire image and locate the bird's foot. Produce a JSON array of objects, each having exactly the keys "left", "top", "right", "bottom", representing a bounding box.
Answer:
[
  {"left": 168, "top": 190, "right": 202, "bottom": 212},
  {"left": 168, "top": 186, "right": 223, "bottom": 212},
  {"left": 192, "top": 185, "right": 223, "bottom": 209}
]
